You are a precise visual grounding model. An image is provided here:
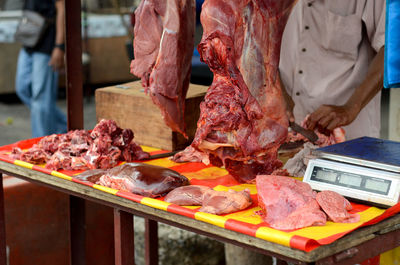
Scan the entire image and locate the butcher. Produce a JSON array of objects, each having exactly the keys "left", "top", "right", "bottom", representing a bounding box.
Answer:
[{"left": 279, "top": 0, "right": 386, "bottom": 140}]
